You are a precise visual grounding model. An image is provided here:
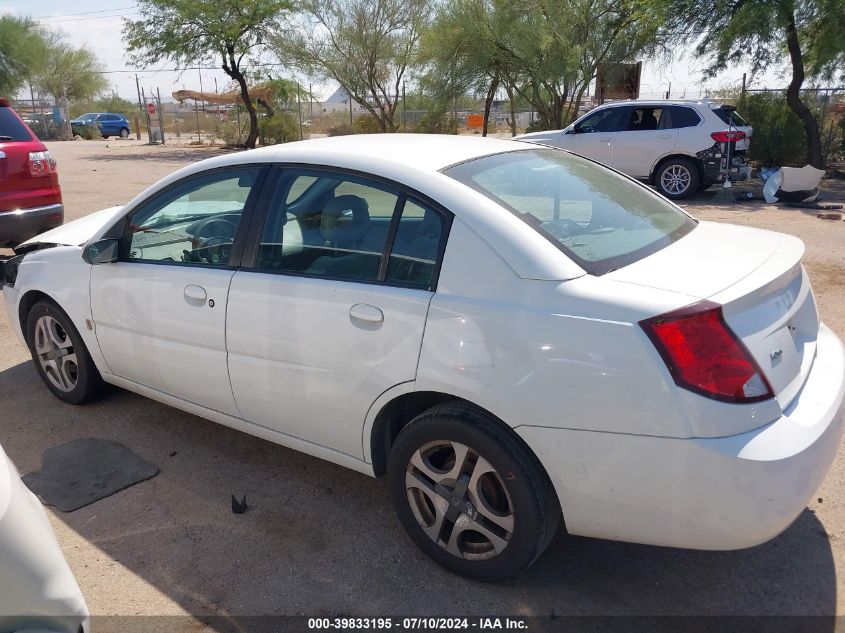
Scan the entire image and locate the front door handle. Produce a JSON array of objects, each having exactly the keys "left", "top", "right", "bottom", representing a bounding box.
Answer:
[
  {"left": 658, "top": 134, "right": 672, "bottom": 139},
  {"left": 349, "top": 303, "right": 384, "bottom": 325},
  {"left": 598, "top": 137, "right": 612, "bottom": 143},
  {"left": 184, "top": 284, "right": 207, "bottom": 303}
]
